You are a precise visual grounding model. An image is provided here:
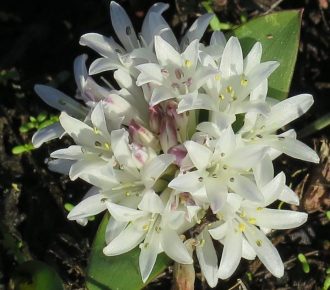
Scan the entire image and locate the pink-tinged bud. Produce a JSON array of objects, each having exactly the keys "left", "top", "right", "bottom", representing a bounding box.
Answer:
[
  {"left": 159, "top": 115, "right": 178, "bottom": 153},
  {"left": 130, "top": 143, "right": 149, "bottom": 167},
  {"left": 129, "top": 120, "right": 160, "bottom": 152},
  {"left": 148, "top": 105, "right": 163, "bottom": 134},
  {"left": 168, "top": 144, "right": 187, "bottom": 167},
  {"left": 166, "top": 101, "right": 188, "bottom": 142}
]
